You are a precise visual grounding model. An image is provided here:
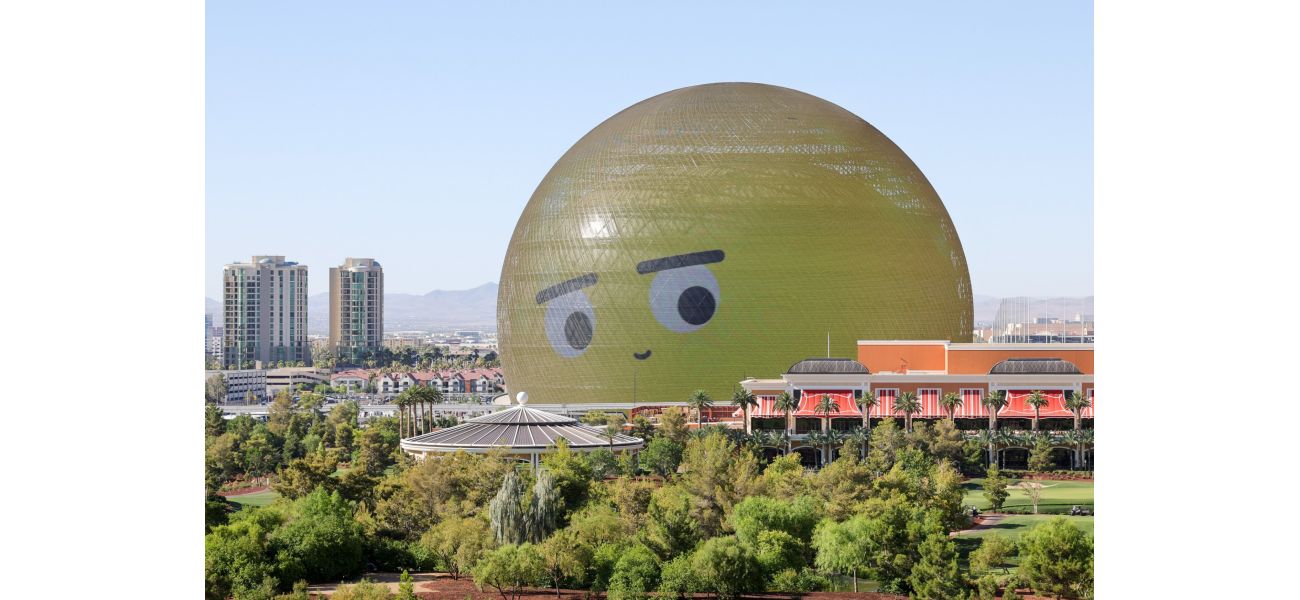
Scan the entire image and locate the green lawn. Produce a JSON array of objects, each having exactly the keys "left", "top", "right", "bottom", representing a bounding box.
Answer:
[
  {"left": 962, "top": 478, "right": 1093, "bottom": 514},
  {"left": 227, "top": 489, "right": 278, "bottom": 508}
]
